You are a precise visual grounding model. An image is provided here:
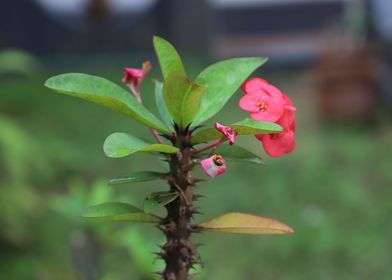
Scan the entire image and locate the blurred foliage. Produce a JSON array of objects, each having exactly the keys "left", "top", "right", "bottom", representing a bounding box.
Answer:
[
  {"left": 0, "top": 55, "right": 391, "bottom": 280},
  {"left": 0, "top": 50, "right": 42, "bottom": 77}
]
